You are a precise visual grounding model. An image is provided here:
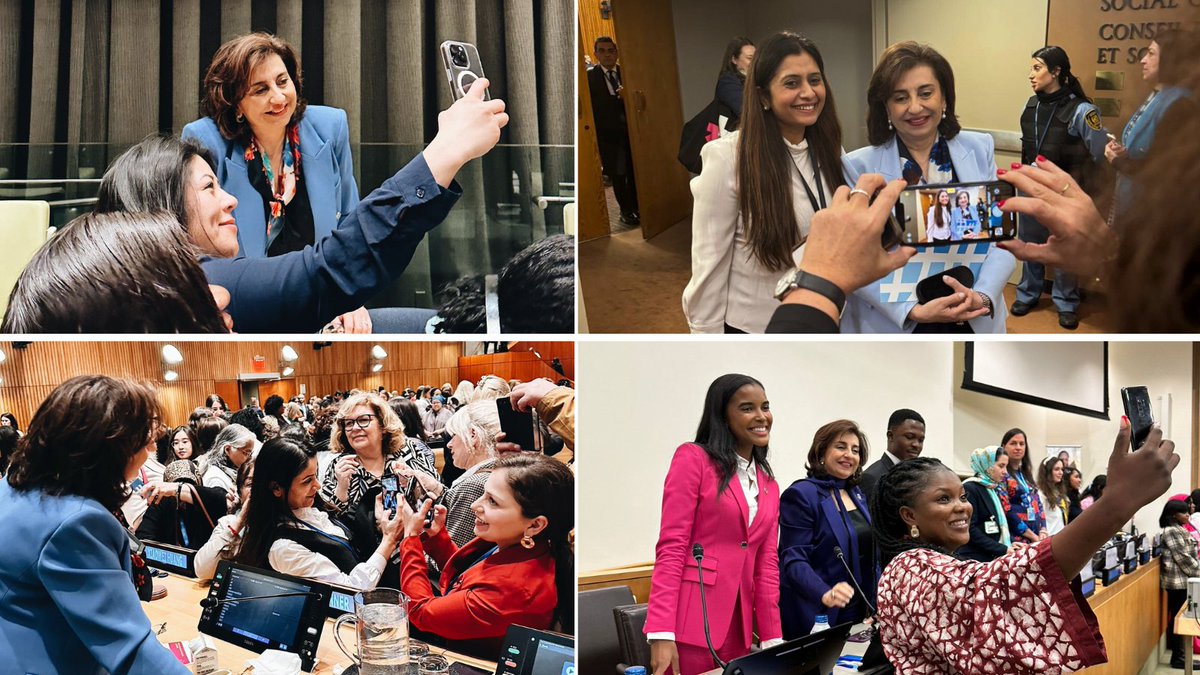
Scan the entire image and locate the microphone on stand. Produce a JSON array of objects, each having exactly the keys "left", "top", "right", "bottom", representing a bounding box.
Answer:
[
  {"left": 832, "top": 546, "right": 877, "bottom": 617},
  {"left": 200, "top": 591, "right": 323, "bottom": 609},
  {"left": 692, "top": 543, "right": 726, "bottom": 670}
]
